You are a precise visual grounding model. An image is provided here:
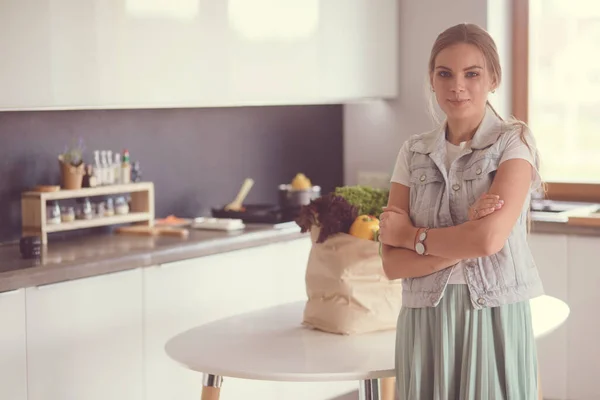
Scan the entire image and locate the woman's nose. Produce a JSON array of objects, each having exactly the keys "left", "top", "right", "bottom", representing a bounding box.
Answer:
[{"left": 450, "top": 77, "right": 465, "bottom": 92}]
